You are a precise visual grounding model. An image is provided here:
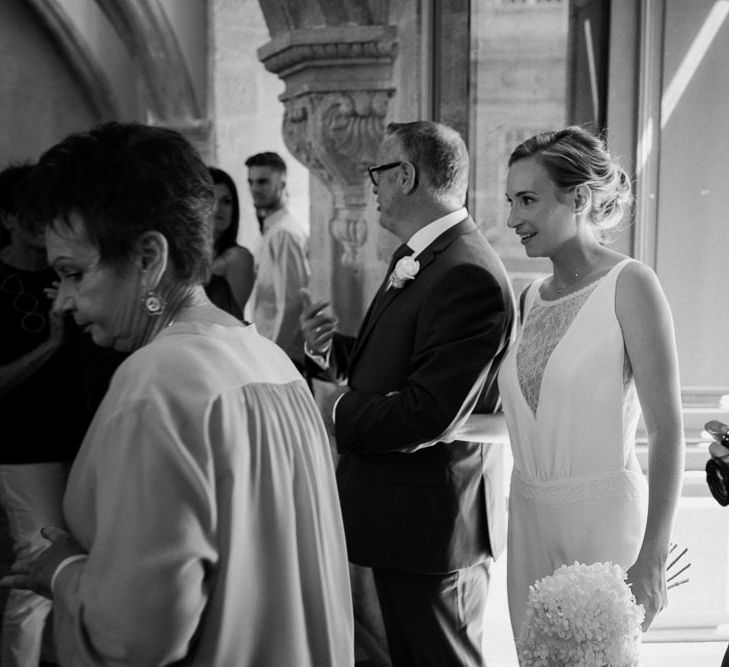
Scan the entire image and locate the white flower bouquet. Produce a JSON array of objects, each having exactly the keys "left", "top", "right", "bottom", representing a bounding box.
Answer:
[{"left": 517, "top": 561, "right": 644, "bottom": 666}]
